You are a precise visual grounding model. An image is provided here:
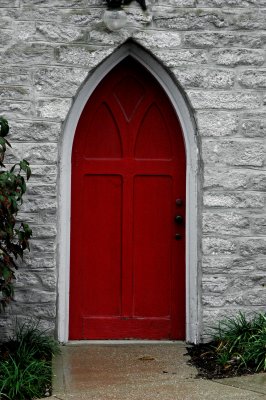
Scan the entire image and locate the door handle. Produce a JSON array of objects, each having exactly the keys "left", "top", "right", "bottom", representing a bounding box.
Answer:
[{"left": 175, "top": 215, "right": 183, "bottom": 224}]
